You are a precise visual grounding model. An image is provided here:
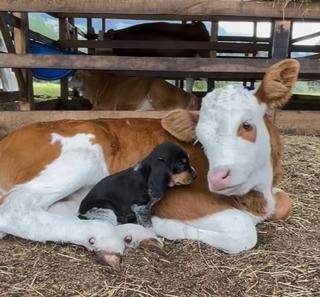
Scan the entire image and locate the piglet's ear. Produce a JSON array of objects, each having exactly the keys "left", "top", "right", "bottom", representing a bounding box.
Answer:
[
  {"left": 161, "top": 109, "right": 199, "bottom": 142},
  {"left": 255, "top": 59, "right": 300, "bottom": 108}
]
